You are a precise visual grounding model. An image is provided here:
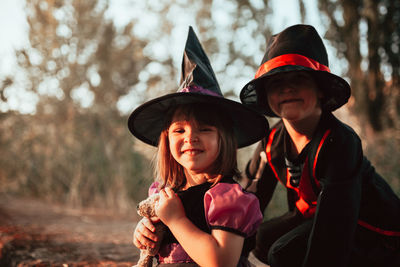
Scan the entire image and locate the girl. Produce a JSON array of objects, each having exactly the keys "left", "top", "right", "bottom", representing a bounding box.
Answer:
[{"left": 129, "top": 27, "right": 268, "bottom": 267}]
